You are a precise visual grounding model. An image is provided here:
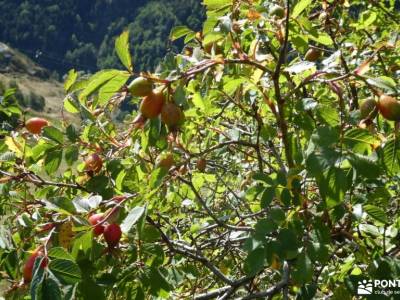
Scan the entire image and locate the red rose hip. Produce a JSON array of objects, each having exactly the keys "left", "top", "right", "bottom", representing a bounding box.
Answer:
[
  {"left": 88, "top": 213, "right": 105, "bottom": 236},
  {"left": 103, "top": 223, "right": 122, "bottom": 247},
  {"left": 25, "top": 117, "right": 49, "bottom": 134},
  {"left": 23, "top": 247, "right": 48, "bottom": 282}
]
